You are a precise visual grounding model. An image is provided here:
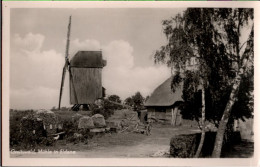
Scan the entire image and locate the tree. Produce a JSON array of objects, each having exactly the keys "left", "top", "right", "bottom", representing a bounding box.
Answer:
[
  {"left": 155, "top": 8, "right": 253, "bottom": 157},
  {"left": 211, "top": 9, "right": 254, "bottom": 157},
  {"left": 132, "top": 92, "right": 145, "bottom": 110},
  {"left": 124, "top": 97, "right": 134, "bottom": 107},
  {"left": 108, "top": 95, "right": 122, "bottom": 104},
  {"left": 155, "top": 9, "right": 208, "bottom": 158},
  {"left": 107, "top": 95, "right": 123, "bottom": 110}
]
